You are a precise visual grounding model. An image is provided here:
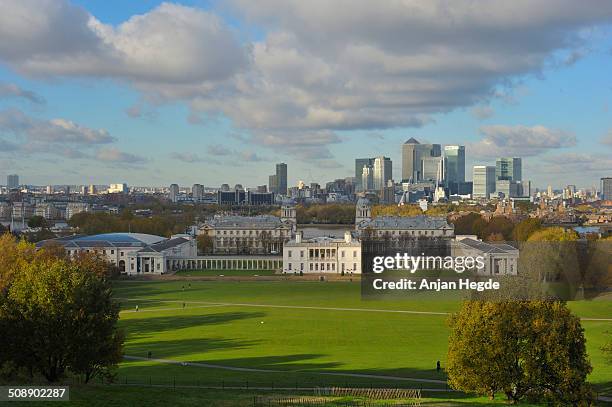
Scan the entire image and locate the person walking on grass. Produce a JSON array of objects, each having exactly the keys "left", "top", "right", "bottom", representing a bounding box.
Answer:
[{"left": 135, "top": 305, "right": 139, "bottom": 312}]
